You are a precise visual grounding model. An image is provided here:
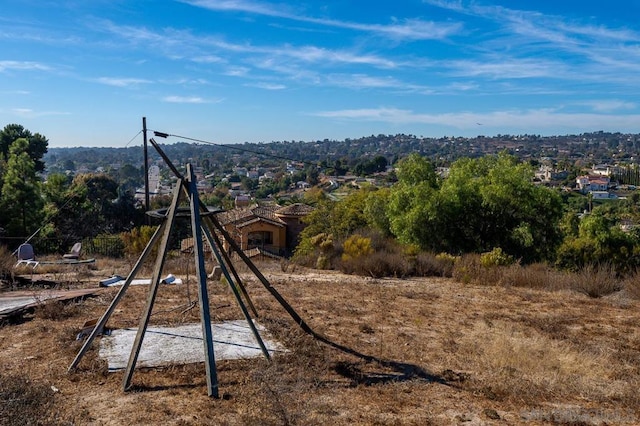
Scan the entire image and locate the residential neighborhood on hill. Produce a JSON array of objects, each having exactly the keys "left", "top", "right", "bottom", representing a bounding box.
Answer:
[{"left": 42, "top": 131, "right": 640, "bottom": 206}]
